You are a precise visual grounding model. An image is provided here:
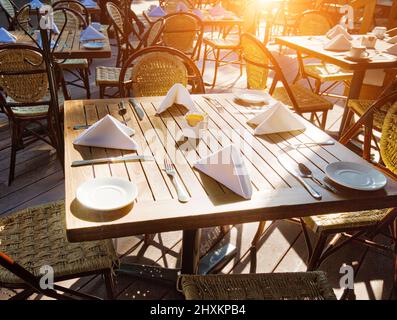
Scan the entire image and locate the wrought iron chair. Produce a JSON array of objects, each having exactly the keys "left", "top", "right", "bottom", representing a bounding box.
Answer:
[
  {"left": 52, "top": 0, "right": 90, "bottom": 25},
  {"left": 177, "top": 271, "right": 336, "bottom": 300},
  {"left": 96, "top": 18, "right": 165, "bottom": 98},
  {"left": 0, "top": 201, "right": 118, "bottom": 300},
  {"left": 12, "top": 3, "right": 32, "bottom": 32},
  {"left": 118, "top": 46, "right": 205, "bottom": 98},
  {"left": 240, "top": 33, "right": 333, "bottom": 129}
]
